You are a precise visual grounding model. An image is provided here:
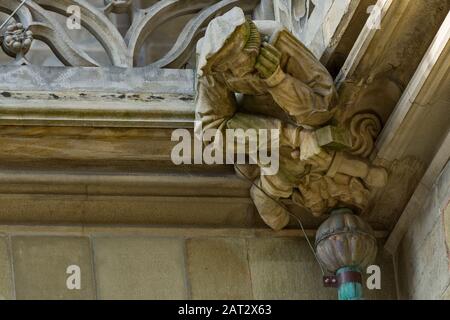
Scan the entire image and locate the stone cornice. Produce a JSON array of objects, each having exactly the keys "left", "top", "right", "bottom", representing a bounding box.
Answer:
[
  {"left": 0, "top": 66, "right": 196, "bottom": 127},
  {"left": 0, "top": 224, "right": 388, "bottom": 239},
  {"left": 0, "top": 66, "right": 195, "bottom": 93}
]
